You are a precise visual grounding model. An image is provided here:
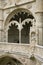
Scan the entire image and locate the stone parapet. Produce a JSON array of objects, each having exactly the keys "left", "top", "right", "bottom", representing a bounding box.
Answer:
[{"left": 0, "top": 43, "right": 43, "bottom": 65}]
